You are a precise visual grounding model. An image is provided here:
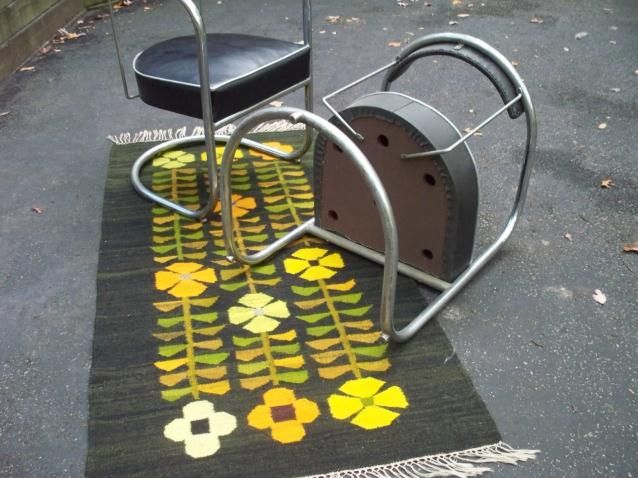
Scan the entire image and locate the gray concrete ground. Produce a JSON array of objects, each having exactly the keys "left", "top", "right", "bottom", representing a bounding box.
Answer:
[{"left": 0, "top": 0, "right": 636, "bottom": 476}]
